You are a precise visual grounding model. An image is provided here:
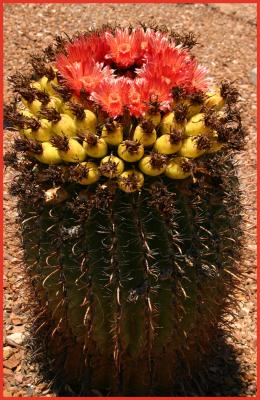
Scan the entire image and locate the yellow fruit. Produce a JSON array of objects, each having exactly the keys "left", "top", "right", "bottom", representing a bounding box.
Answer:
[
  {"left": 101, "top": 123, "right": 123, "bottom": 146},
  {"left": 52, "top": 75, "right": 59, "bottom": 87},
  {"left": 205, "top": 91, "right": 225, "bottom": 110},
  {"left": 33, "top": 142, "right": 62, "bottom": 165},
  {"left": 161, "top": 112, "right": 185, "bottom": 134},
  {"left": 178, "top": 136, "right": 210, "bottom": 158},
  {"left": 118, "top": 140, "right": 144, "bottom": 162},
  {"left": 22, "top": 98, "right": 42, "bottom": 115},
  {"left": 20, "top": 128, "right": 34, "bottom": 140},
  {"left": 39, "top": 76, "right": 57, "bottom": 96},
  {"left": 165, "top": 157, "right": 192, "bottom": 179},
  {"left": 118, "top": 170, "right": 144, "bottom": 193},
  {"left": 52, "top": 114, "right": 78, "bottom": 138},
  {"left": 186, "top": 103, "right": 202, "bottom": 120},
  {"left": 83, "top": 135, "right": 108, "bottom": 158},
  {"left": 18, "top": 109, "right": 34, "bottom": 130},
  {"left": 133, "top": 125, "right": 157, "bottom": 147},
  {"left": 139, "top": 154, "right": 166, "bottom": 176},
  {"left": 33, "top": 118, "right": 53, "bottom": 142},
  {"left": 75, "top": 162, "right": 100, "bottom": 185},
  {"left": 61, "top": 103, "right": 75, "bottom": 119},
  {"left": 181, "top": 93, "right": 204, "bottom": 119},
  {"left": 30, "top": 81, "right": 42, "bottom": 91},
  {"left": 62, "top": 103, "right": 97, "bottom": 134},
  {"left": 185, "top": 113, "right": 213, "bottom": 137},
  {"left": 160, "top": 112, "right": 174, "bottom": 134},
  {"left": 45, "top": 96, "right": 63, "bottom": 111},
  {"left": 23, "top": 95, "right": 62, "bottom": 115},
  {"left": 18, "top": 109, "right": 34, "bottom": 118},
  {"left": 17, "top": 110, "right": 52, "bottom": 141},
  {"left": 56, "top": 138, "right": 86, "bottom": 163},
  {"left": 145, "top": 112, "right": 161, "bottom": 127},
  {"left": 14, "top": 110, "right": 34, "bottom": 139},
  {"left": 154, "top": 133, "right": 182, "bottom": 155},
  {"left": 100, "top": 155, "right": 124, "bottom": 178},
  {"left": 75, "top": 109, "right": 97, "bottom": 133}
]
